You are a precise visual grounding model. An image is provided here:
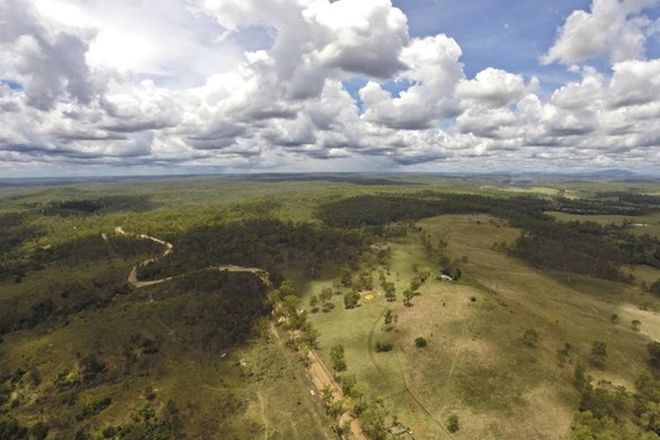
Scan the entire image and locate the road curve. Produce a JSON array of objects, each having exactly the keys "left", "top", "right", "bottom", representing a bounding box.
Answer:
[
  {"left": 116, "top": 226, "right": 270, "bottom": 288},
  {"left": 117, "top": 227, "right": 364, "bottom": 438}
]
